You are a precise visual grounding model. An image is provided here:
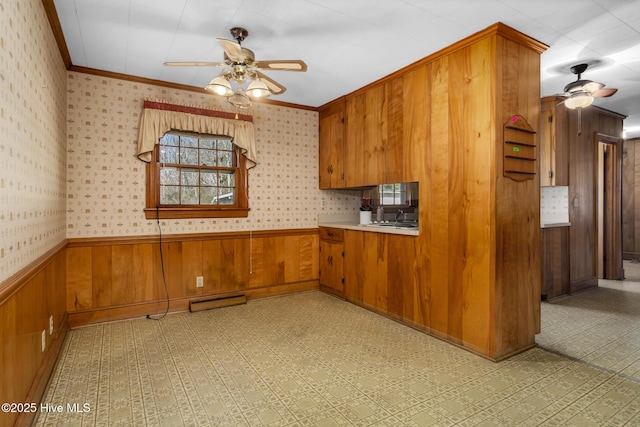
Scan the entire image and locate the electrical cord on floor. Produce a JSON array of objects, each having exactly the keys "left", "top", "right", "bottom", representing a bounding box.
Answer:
[{"left": 146, "top": 206, "right": 170, "bottom": 320}]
